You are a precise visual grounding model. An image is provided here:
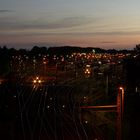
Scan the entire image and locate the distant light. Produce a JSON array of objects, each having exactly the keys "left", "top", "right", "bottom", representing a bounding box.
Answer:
[
  {"left": 36, "top": 77, "right": 39, "bottom": 80},
  {"left": 98, "top": 61, "right": 102, "bottom": 65},
  {"left": 33, "top": 80, "right": 37, "bottom": 83},
  {"left": 13, "top": 95, "right": 16, "bottom": 98},
  {"left": 85, "top": 120, "right": 88, "bottom": 124},
  {"left": 98, "top": 72, "right": 103, "bottom": 75},
  {"left": 62, "top": 105, "right": 66, "bottom": 108},
  {"left": 119, "top": 87, "right": 123, "bottom": 90},
  {"left": 47, "top": 105, "right": 50, "bottom": 109},
  {"left": 134, "top": 55, "right": 137, "bottom": 58},
  {"left": 92, "top": 49, "right": 95, "bottom": 53},
  {"left": 38, "top": 80, "right": 41, "bottom": 83},
  {"left": 136, "top": 87, "right": 138, "bottom": 93},
  {"left": 86, "top": 65, "right": 90, "bottom": 68}
]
